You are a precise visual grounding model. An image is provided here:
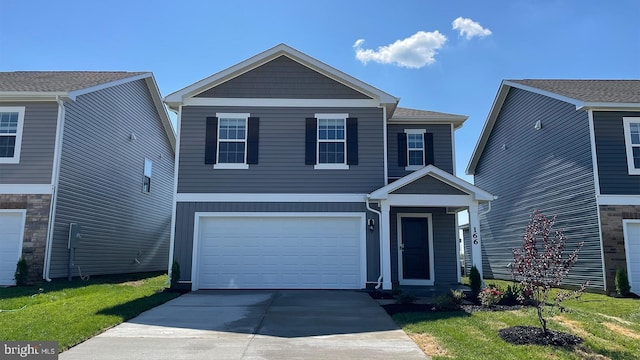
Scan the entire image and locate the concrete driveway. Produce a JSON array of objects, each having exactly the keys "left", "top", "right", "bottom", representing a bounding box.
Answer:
[{"left": 60, "top": 290, "right": 427, "bottom": 360}]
